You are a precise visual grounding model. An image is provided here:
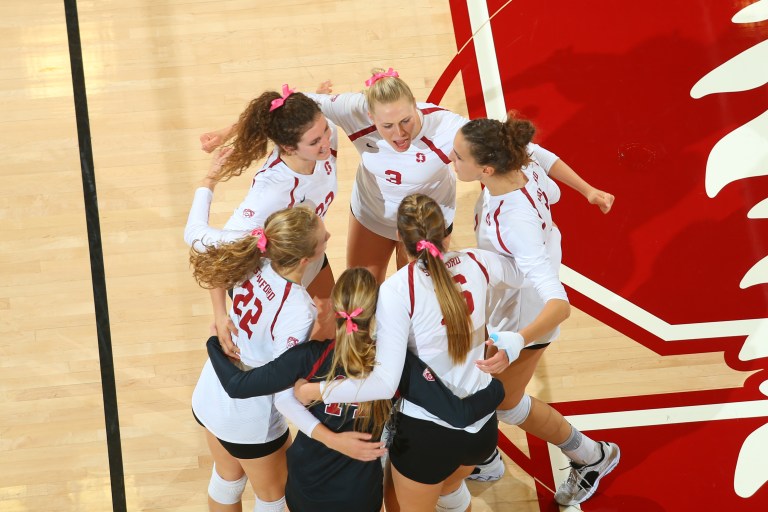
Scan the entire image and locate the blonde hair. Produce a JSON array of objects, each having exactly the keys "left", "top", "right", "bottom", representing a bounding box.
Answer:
[
  {"left": 190, "top": 206, "right": 319, "bottom": 289},
  {"left": 397, "top": 194, "right": 472, "bottom": 364},
  {"left": 363, "top": 67, "right": 416, "bottom": 115},
  {"left": 215, "top": 91, "right": 321, "bottom": 181},
  {"left": 324, "top": 267, "right": 391, "bottom": 438}
]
